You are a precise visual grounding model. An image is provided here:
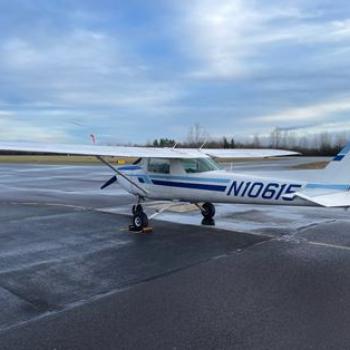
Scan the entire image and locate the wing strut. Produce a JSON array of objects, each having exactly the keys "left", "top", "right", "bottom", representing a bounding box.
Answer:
[{"left": 96, "top": 156, "right": 148, "bottom": 195}]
